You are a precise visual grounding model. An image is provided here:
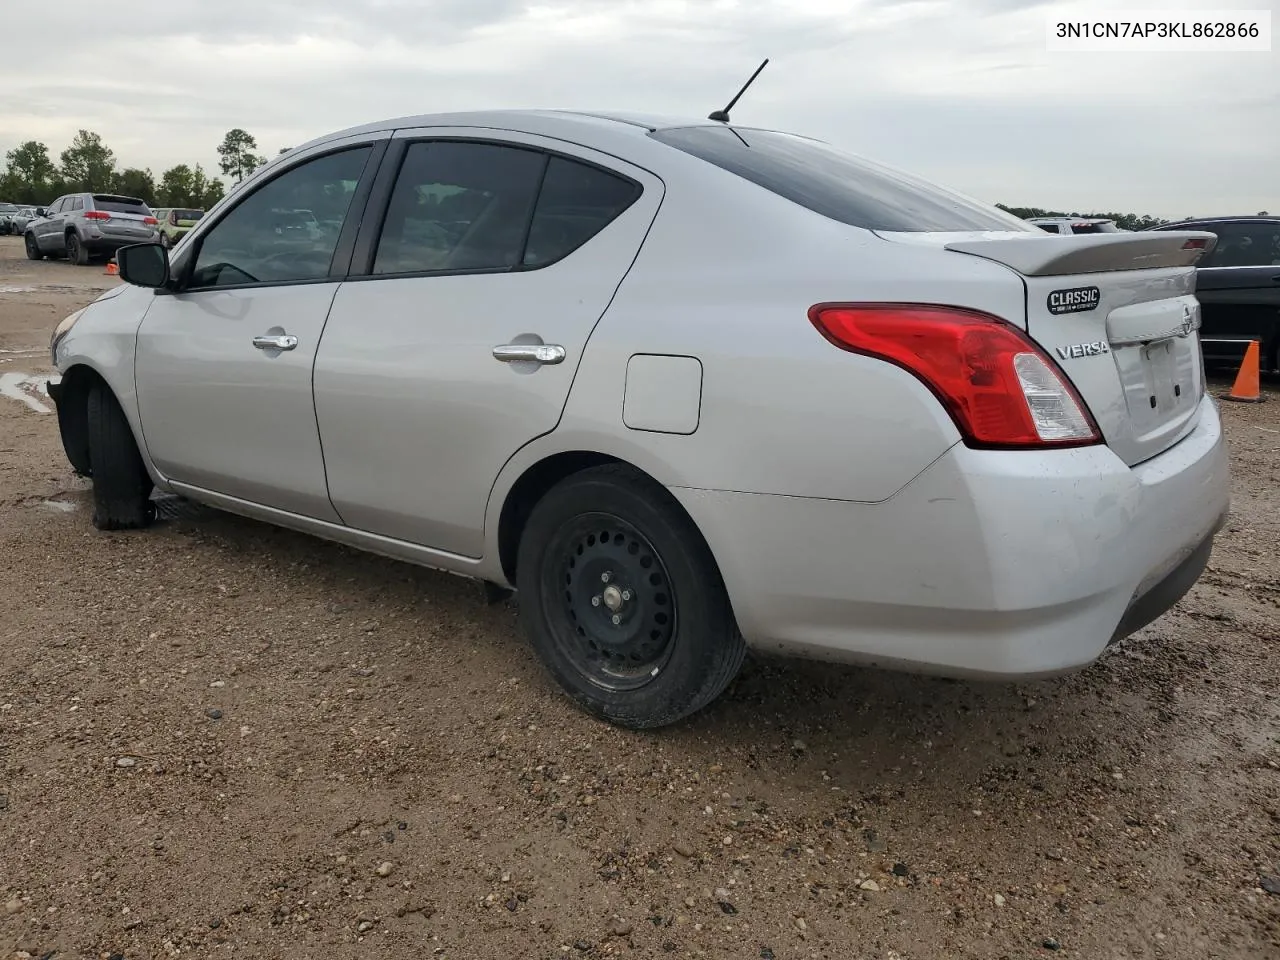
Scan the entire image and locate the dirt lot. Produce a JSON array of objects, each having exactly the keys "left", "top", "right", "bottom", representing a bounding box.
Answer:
[{"left": 0, "top": 233, "right": 1277, "bottom": 960}]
